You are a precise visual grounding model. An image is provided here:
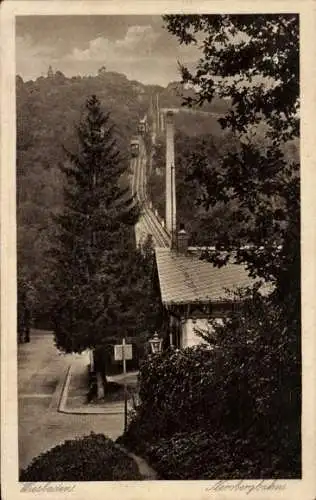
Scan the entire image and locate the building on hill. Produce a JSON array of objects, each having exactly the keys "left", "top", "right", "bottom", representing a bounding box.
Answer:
[
  {"left": 47, "top": 65, "right": 54, "bottom": 78},
  {"left": 154, "top": 228, "right": 272, "bottom": 349}
]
